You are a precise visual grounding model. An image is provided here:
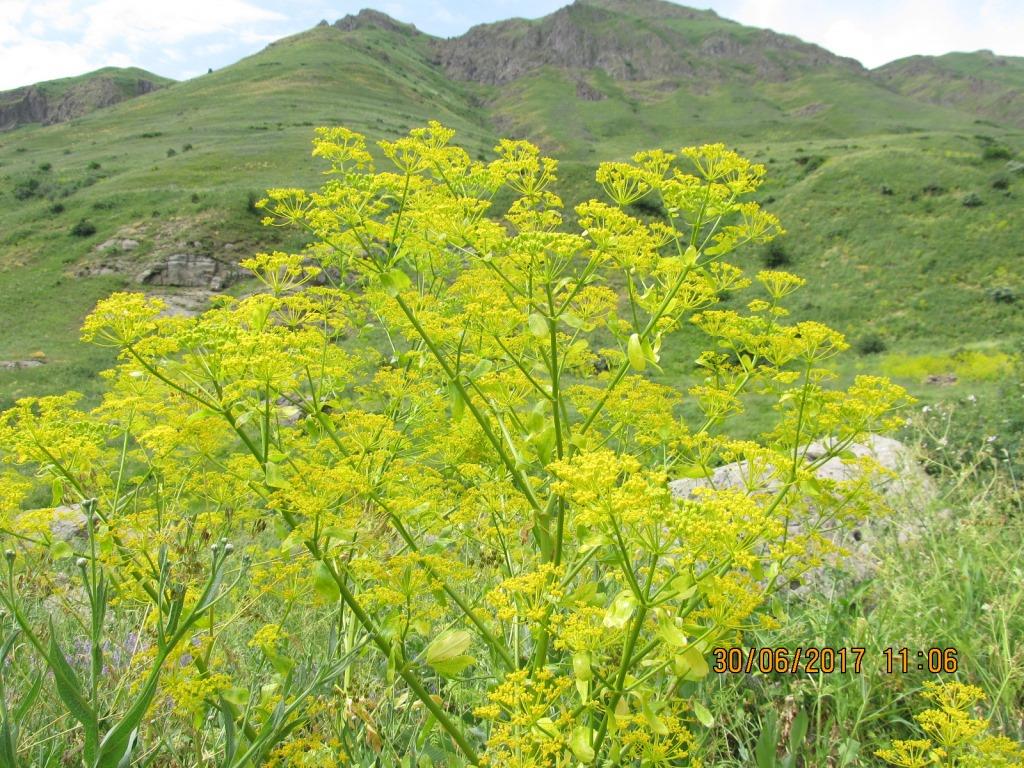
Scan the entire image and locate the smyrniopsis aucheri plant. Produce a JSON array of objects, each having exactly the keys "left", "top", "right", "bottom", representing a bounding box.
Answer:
[{"left": 0, "top": 122, "right": 913, "bottom": 766}]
